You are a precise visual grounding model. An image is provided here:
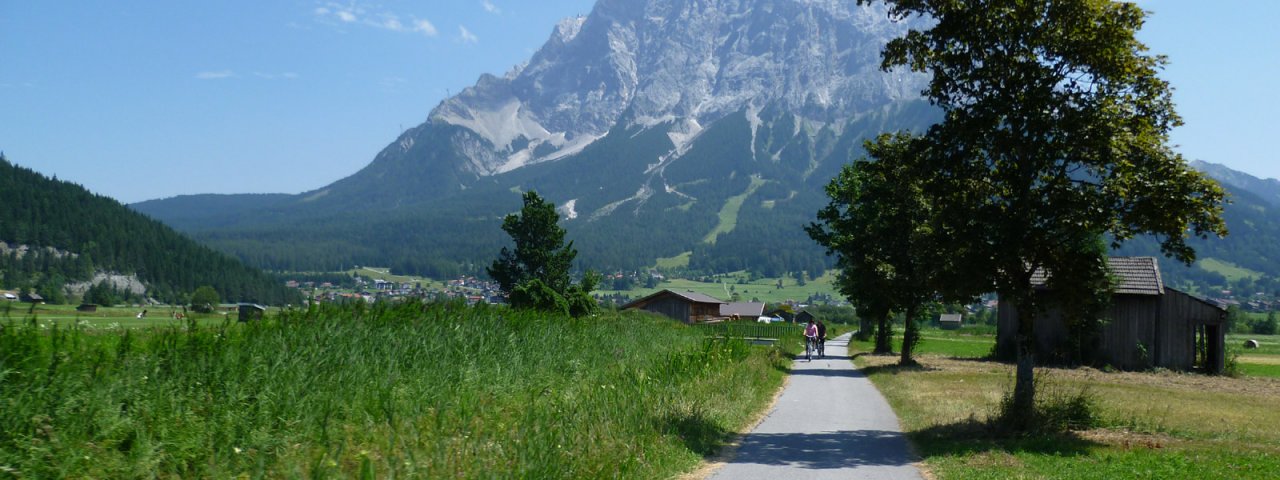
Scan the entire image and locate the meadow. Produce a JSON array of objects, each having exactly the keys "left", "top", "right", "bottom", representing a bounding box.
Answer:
[
  {"left": 596, "top": 271, "right": 843, "bottom": 305},
  {"left": 851, "top": 326, "right": 1280, "bottom": 479},
  {"left": 0, "top": 301, "right": 790, "bottom": 478}
]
